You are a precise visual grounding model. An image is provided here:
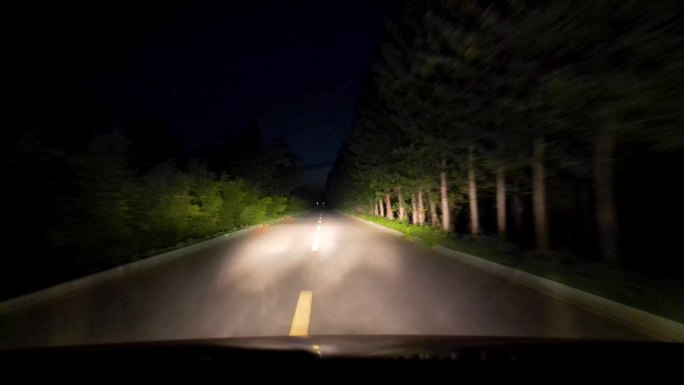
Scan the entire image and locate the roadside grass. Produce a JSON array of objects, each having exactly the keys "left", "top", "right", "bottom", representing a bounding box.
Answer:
[
  {"left": 130, "top": 213, "right": 299, "bottom": 262},
  {"left": 358, "top": 216, "right": 443, "bottom": 245},
  {"left": 358, "top": 214, "right": 684, "bottom": 324}
]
